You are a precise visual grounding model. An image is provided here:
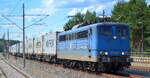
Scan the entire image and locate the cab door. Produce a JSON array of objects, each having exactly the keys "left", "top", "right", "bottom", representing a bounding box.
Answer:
[
  {"left": 114, "top": 26, "right": 130, "bottom": 51},
  {"left": 98, "top": 26, "right": 113, "bottom": 51}
]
